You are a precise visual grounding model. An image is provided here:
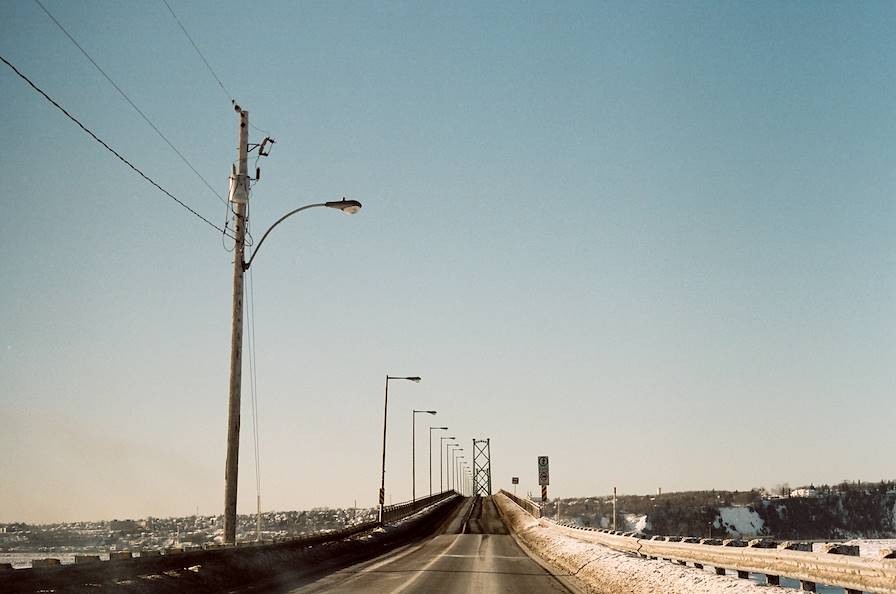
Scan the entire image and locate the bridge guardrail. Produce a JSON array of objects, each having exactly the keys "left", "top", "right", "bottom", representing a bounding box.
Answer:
[
  {"left": 1, "top": 495, "right": 459, "bottom": 579},
  {"left": 381, "top": 490, "right": 458, "bottom": 524},
  {"left": 498, "top": 490, "right": 896, "bottom": 594},
  {"left": 0, "top": 520, "right": 380, "bottom": 576}
]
